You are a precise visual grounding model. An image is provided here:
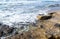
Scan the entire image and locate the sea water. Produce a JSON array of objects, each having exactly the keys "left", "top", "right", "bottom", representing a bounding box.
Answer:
[{"left": 0, "top": 1, "right": 60, "bottom": 27}]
